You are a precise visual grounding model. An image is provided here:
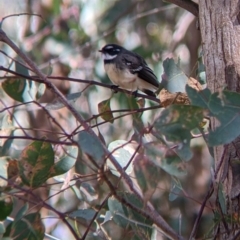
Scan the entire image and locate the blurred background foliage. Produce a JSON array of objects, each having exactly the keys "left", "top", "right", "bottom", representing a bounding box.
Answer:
[{"left": 0, "top": 0, "right": 213, "bottom": 239}]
